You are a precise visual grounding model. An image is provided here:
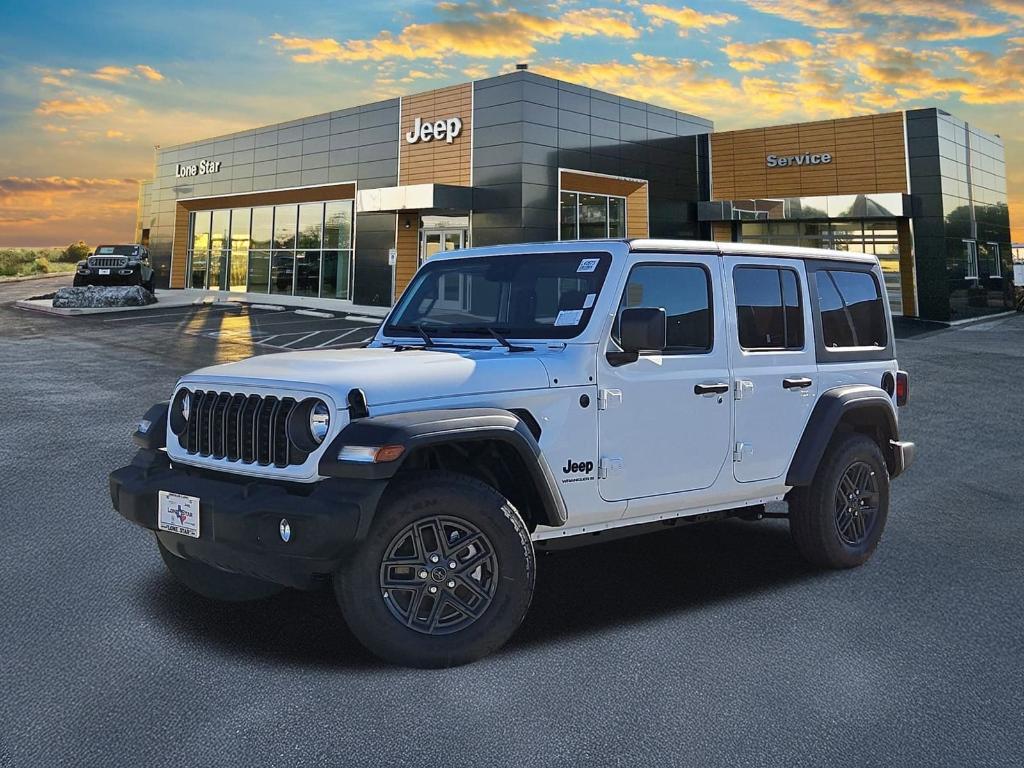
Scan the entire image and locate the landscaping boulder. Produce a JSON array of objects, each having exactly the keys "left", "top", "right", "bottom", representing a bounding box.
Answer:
[{"left": 52, "top": 285, "right": 157, "bottom": 309}]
